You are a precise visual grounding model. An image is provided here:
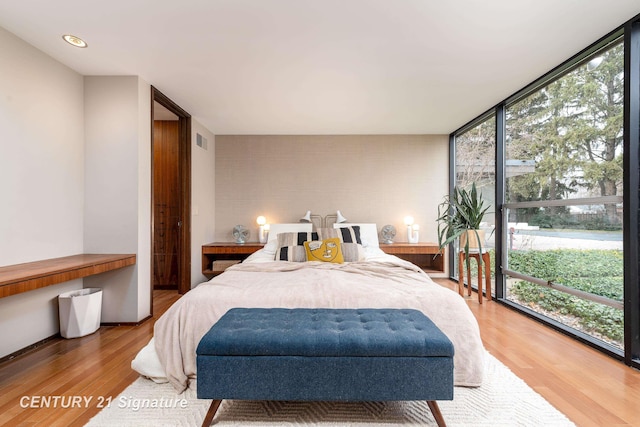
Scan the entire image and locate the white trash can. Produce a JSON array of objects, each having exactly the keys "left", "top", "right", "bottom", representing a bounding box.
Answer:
[{"left": 58, "top": 288, "right": 102, "bottom": 338}]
